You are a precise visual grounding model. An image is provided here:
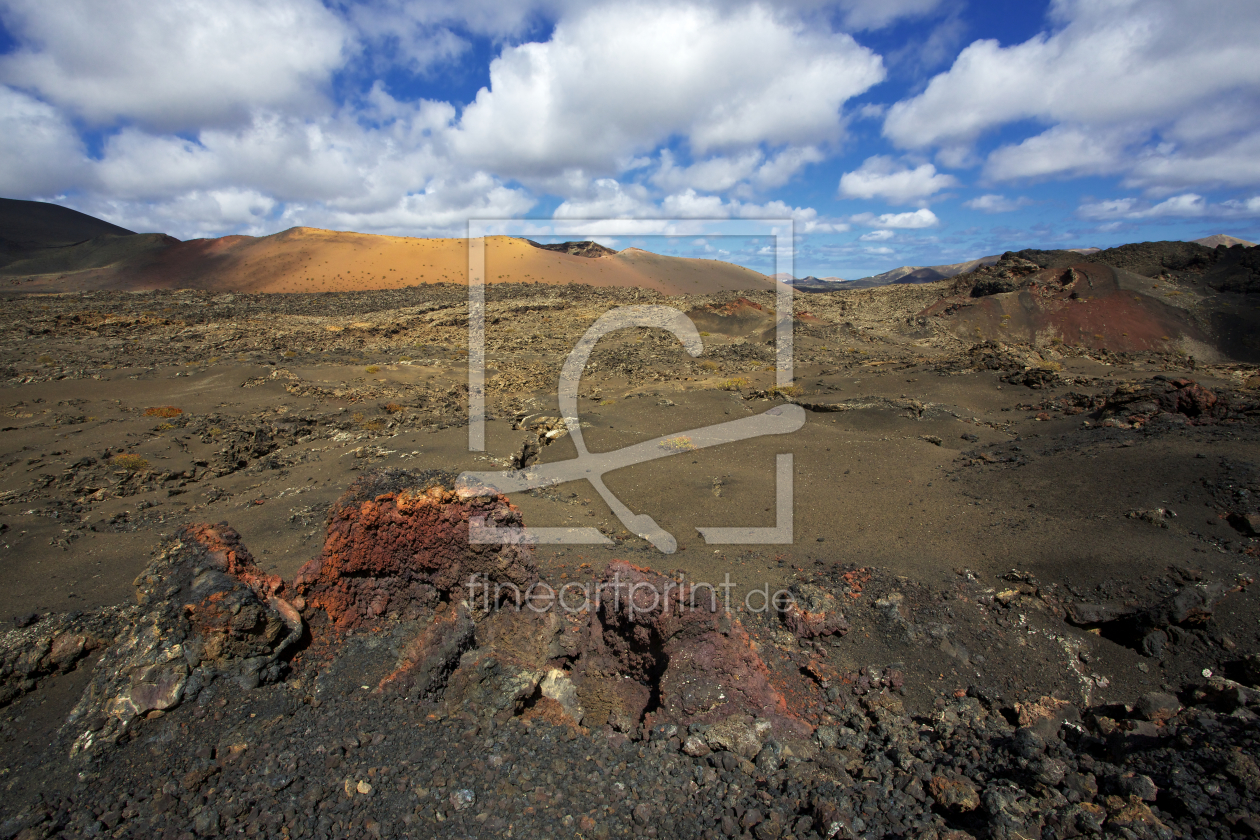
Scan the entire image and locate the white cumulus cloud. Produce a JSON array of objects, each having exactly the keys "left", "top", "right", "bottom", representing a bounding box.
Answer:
[
  {"left": 650, "top": 146, "right": 824, "bottom": 195},
  {"left": 883, "top": 0, "right": 1260, "bottom": 192},
  {"left": 982, "top": 125, "right": 1128, "bottom": 182},
  {"left": 962, "top": 194, "right": 1031, "bottom": 213},
  {"left": 0, "top": 0, "right": 350, "bottom": 131},
  {"left": 838, "top": 155, "right": 956, "bottom": 203},
  {"left": 835, "top": 0, "right": 944, "bottom": 31},
  {"left": 1125, "top": 133, "right": 1260, "bottom": 194},
  {"left": 452, "top": 2, "right": 884, "bottom": 177},
  {"left": 1076, "top": 192, "right": 1260, "bottom": 221},
  {"left": 849, "top": 208, "right": 939, "bottom": 228},
  {"left": 552, "top": 181, "right": 847, "bottom": 233},
  {"left": 0, "top": 86, "right": 92, "bottom": 196}
]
